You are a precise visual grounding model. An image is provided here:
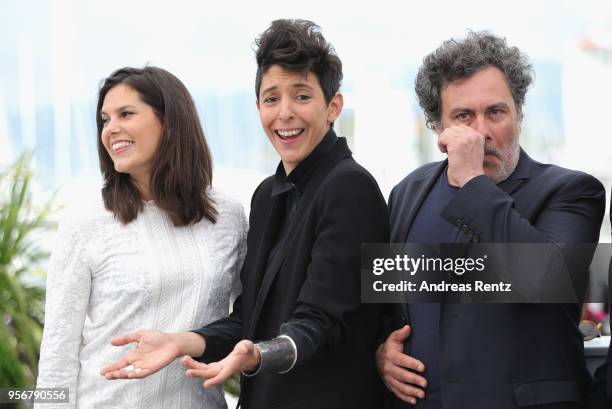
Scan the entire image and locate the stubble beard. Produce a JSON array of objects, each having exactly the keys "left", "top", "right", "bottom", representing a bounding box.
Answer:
[{"left": 485, "top": 137, "right": 520, "bottom": 184}]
